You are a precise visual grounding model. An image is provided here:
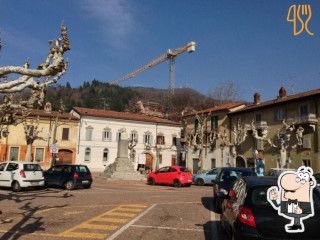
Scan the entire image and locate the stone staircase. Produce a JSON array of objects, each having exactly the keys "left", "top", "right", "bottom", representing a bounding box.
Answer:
[{"left": 98, "top": 131, "right": 146, "bottom": 181}]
